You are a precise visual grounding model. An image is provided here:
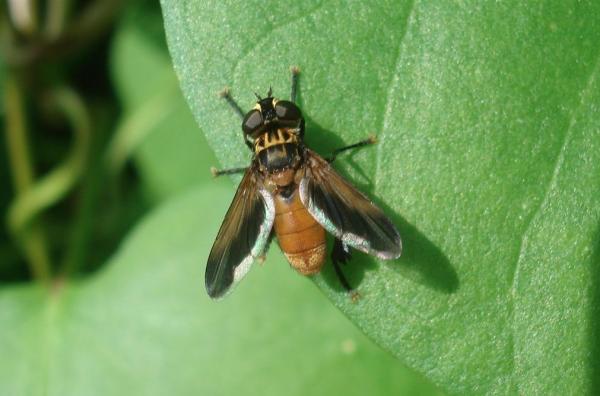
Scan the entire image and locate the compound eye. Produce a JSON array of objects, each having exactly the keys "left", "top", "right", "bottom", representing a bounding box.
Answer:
[
  {"left": 242, "top": 110, "right": 262, "bottom": 135},
  {"left": 274, "top": 100, "right": 301, "bottom": 120}
]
